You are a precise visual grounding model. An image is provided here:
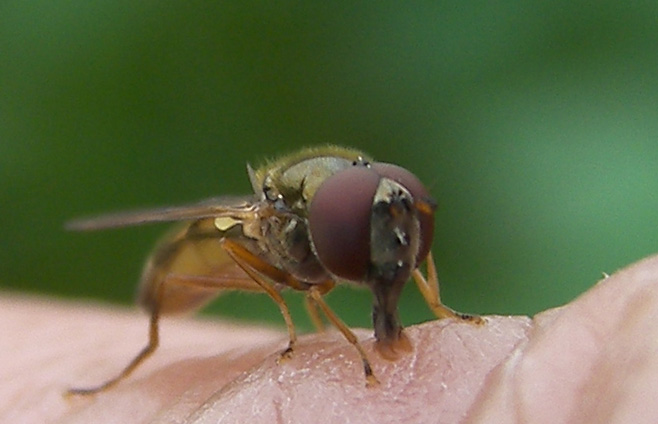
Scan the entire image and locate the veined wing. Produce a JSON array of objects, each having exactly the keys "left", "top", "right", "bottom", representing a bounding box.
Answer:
[{"left": 66, "top": 195, "right": 258, "bottom": 231}]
